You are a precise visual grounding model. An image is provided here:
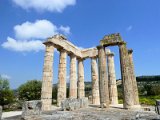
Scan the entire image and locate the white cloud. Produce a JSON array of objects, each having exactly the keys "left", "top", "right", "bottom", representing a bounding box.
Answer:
[
  {"left": 2, "top": 19, "right": 71, "bottom": 52},
  {"left": 14, "top": 20, "right": 70, "bottom": 40},
  {"left": 12, "top": 0, "right": 76, "bottom": 12},
  {"left": 59, "top": 26, "right": 70, "bottom": 35},
  {"left": 14, "top": 20, "right": 58, "bottom": 40},
  {"left": 1, "top": 74, "right": 11, "bottom": 80},
  {"left": 126, "top": 25, "right": 133, "bottom": 31},
  {"left": 2, "top": 37, "right": 44, "bottom": 52}
]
